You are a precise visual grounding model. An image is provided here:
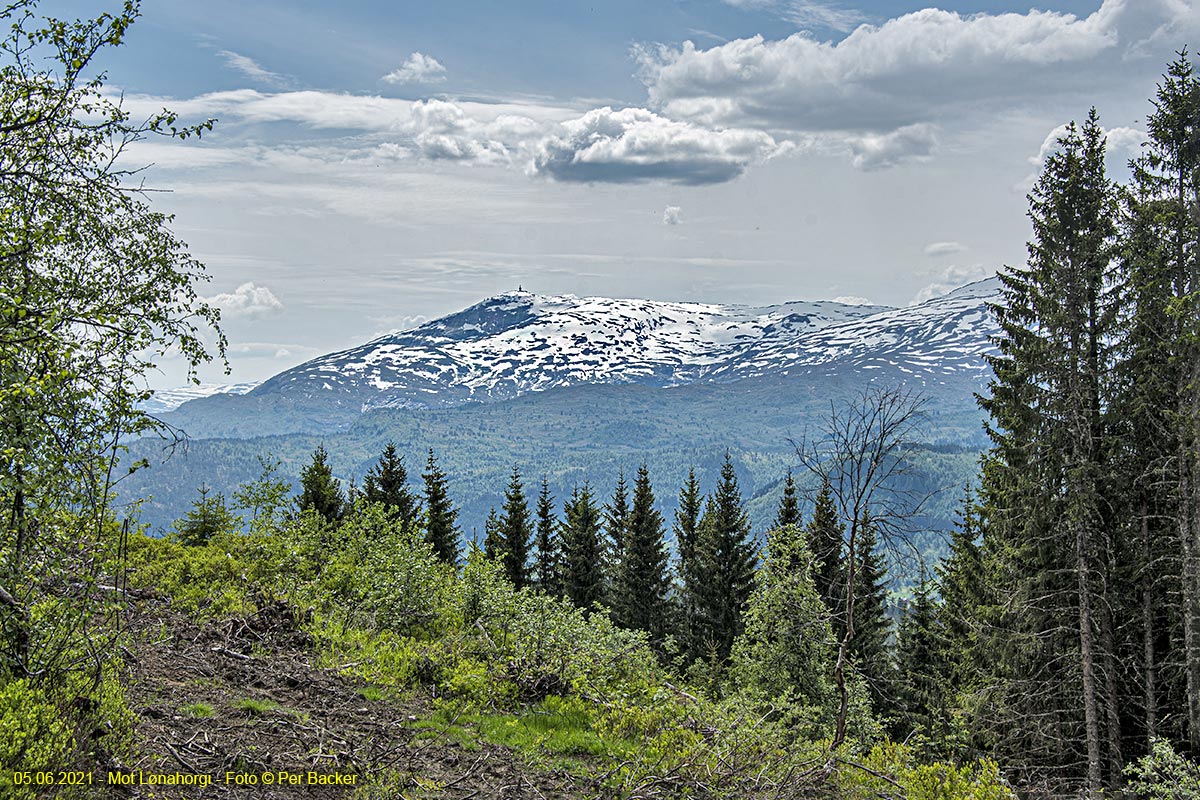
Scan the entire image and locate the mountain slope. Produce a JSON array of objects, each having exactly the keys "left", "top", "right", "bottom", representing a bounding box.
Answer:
[{"left": 162, "top": 279, "right": 1000, "bottom": 438}]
